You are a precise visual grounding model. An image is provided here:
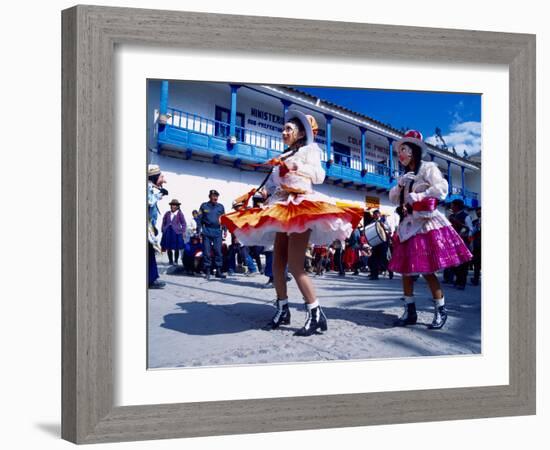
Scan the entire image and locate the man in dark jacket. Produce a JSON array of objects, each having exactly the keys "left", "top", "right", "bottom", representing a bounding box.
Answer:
[
  {"left": 448, "top": 199, "right": 474, "bottom": 289},
  {"left": 470, "top": 207, "right": 482, "bottom": 285},
  {"left": 368, "top": 210, "right": 388, "bottom": 280},
  {"left": 197, "top": 189, "right": 227, "bottom": 280}
]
